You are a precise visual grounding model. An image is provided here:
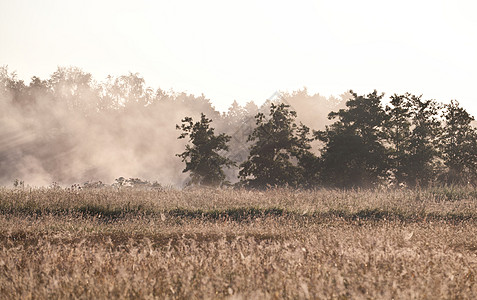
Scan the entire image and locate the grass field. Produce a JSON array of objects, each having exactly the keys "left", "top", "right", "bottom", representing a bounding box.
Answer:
[{"left": 1, "top": 187, "right": 477, "bottom": 299}]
